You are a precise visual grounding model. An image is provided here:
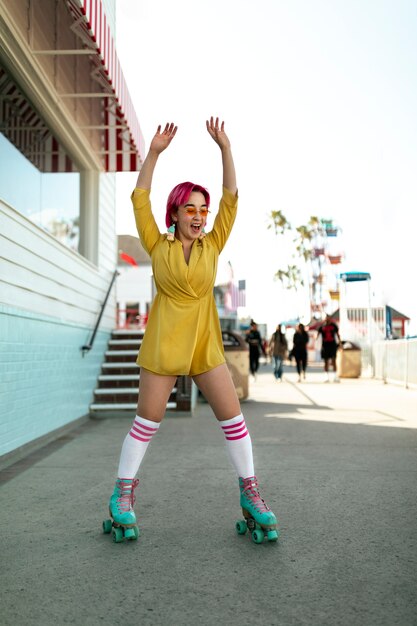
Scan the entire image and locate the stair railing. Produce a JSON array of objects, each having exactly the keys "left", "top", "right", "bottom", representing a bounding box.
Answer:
[{"left": 81, "top": 269, "right": 119, "bottom": 356}]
